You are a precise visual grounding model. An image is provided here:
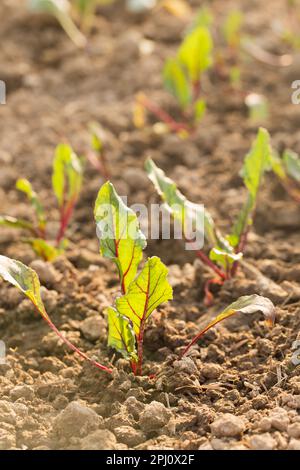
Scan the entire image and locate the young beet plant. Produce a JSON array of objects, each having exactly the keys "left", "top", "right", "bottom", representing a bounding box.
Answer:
[
  {"left": 0, "top": 254, "right": 275, "bottom": 374},
  {"left": 271, "top": 148, "right": 300, "bottom": 203},
  {"left": 0, "top": 144, "right": 83, "bottom": 262},
  {"left": 145, "top": 127, "right": 272, "bottom": 304},
  {"left": 29, "top": 0, "right": 87, "bottom": 48},
  {"left": 29, "top": 0, "right": 115, "bottom": 47},
  {"left": 86, "top": 122, "right": 111, "bottom": 180},
  {"left": 136, "top": 25, "right": 213, "bottom": 136},
  {"left": 94, "top": 181, "right": 173, "bottom": 375}
]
